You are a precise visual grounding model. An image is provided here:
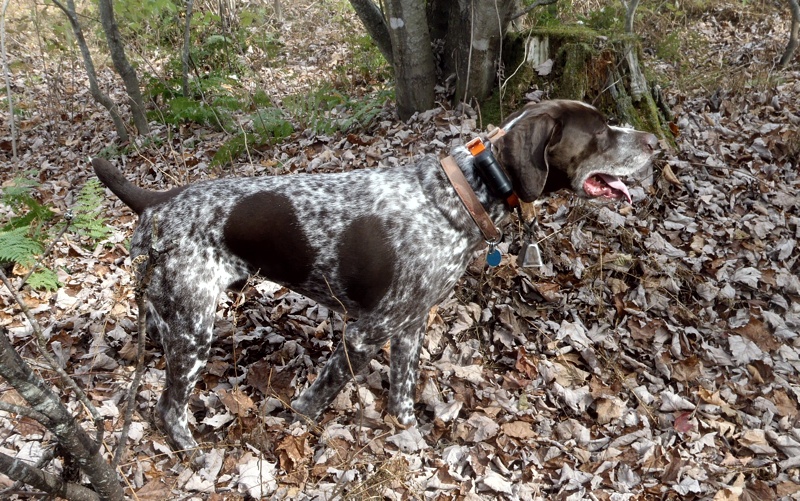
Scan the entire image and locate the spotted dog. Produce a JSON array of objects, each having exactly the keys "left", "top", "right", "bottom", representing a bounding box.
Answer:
[{"left": 93, "top": 99, "right": 659, "bottom": 453}]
